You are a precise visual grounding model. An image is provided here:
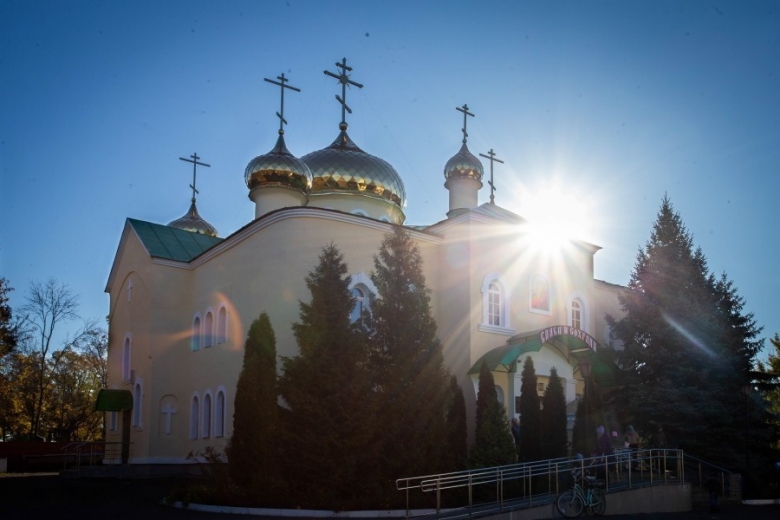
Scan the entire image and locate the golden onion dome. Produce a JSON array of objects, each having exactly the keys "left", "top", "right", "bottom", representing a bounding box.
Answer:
[
  {"left": 444, "top": 142, "right": 484, "bottom": 182},
  {"left": 245, "top": 133, "right": 313, "bottom": 193},
  {"left": 168, "top": 201, "right": 218, "bottom": 237},
  {"left": 301, "top": 124, "right": 406, "bottom": 208}
]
